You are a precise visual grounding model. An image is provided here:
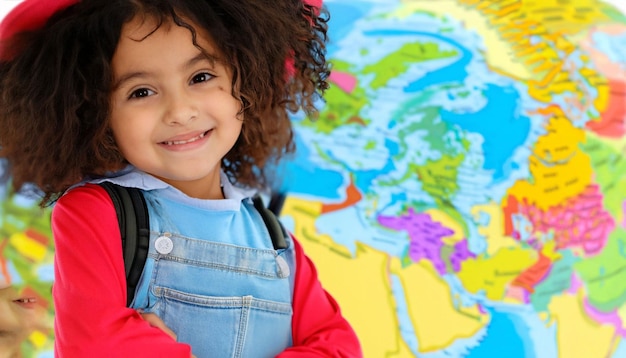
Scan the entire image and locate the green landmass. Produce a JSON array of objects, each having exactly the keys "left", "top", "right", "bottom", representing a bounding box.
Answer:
[
  {"left": 574, "top": 229, "right": 626, "bottom": 312},
  {"left": 301, "top": 60, "right": 370, "bottom": 134},
  {"left": 413, "top": 153, "right": 465, "bottom": 201},
  {"left": 530, "top": 249, "right": 579, "bottom": 312},
  {"left": 600, "top": 4, "right": 626, "bottom": 23},
  {"left": 363, "top": 41, "right": 458, "bottom": 90},
  {"left": 580, "top": 136, "right": 626, "bottom": 219}
]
